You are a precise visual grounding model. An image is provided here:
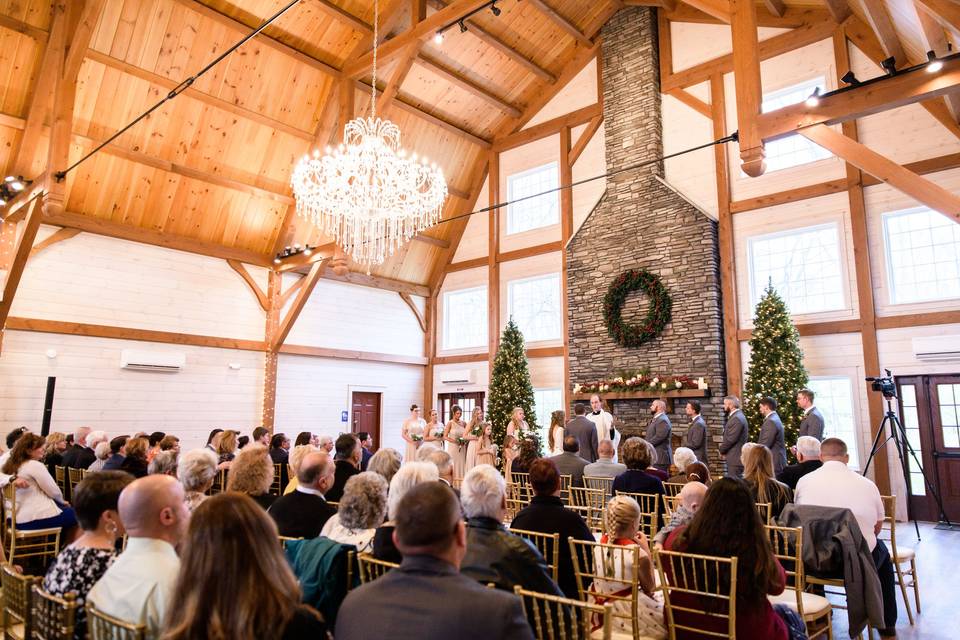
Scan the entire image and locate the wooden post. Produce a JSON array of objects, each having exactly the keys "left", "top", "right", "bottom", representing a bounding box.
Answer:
[
  {"left": 559, "top": 126, "right": 574, "bottom": 412},
  {"left": 424, "top": 291, "right": 437, "bottom": 412},
  {"left": 488, "top": 150, "right": 500, "bottom": 372},
  {"left": 730, "top": 0, "right": 765, "bottom": 177},
  {"left": 262, "top": 271, "right": 282, "bottom": 431}
]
